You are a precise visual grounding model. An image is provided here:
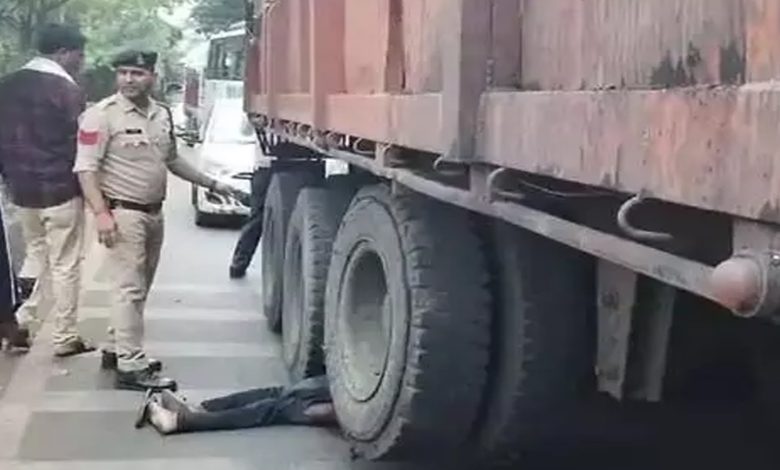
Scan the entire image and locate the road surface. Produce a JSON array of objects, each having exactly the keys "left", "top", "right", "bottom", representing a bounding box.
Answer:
[{"left": 0, "top": 177, "right": 353, "bottom": 469}]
